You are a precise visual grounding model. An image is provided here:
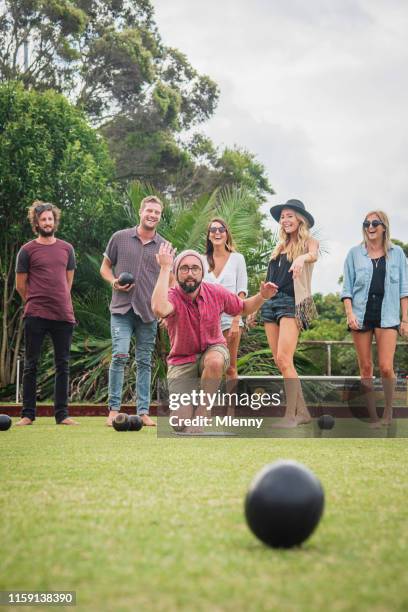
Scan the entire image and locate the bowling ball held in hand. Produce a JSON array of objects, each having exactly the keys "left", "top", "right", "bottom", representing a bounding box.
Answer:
[{"left": 118, "top": 272, "right": 135, "bottom": 287}]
